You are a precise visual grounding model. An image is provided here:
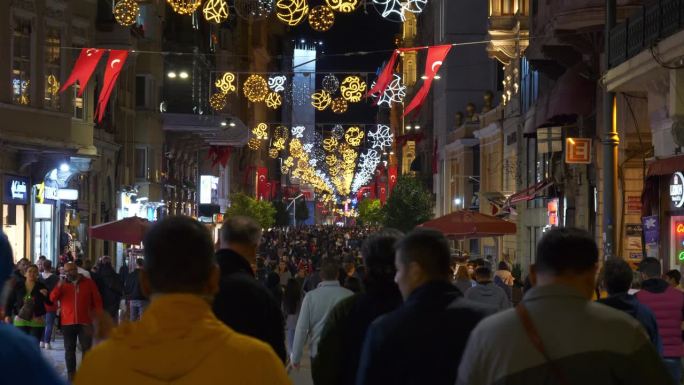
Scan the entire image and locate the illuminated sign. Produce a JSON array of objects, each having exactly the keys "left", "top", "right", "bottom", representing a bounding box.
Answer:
[
  {"left": 3, "top": 175, "right": 29, "bottom": 204},
  {"left": 677, "top": 223, "right": 684, "bottom": 234},
  {"left": 671, "top": 172, "right": 684, "bottom": 208},
  {"left": 565, "top": 138, "right": 592, "bottom": 164}
]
